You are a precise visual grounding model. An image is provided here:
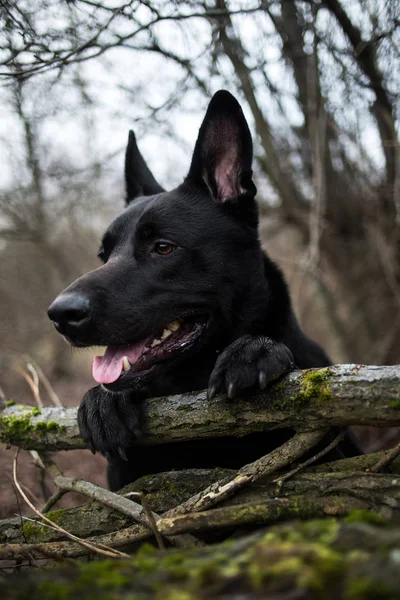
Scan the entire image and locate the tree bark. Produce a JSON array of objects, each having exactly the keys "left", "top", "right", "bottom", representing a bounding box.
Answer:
[
  {"left": 2, "top": 451, "right": 400, "bottom": 550},
  {"left": 1, "top": 365, "right": 400, "bottom": 451}
]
